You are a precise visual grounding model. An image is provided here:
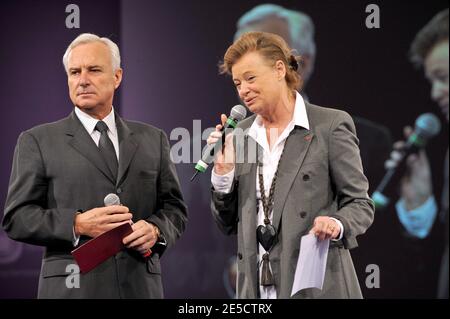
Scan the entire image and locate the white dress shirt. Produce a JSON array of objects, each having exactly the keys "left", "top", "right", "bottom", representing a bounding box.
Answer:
[
  {"left": 74, "top": 106, "right": 119, "bottom": 160},
  {"left": 72, "top": 106, "right": 119, "bottom": 246},
  {"left": 211, "top": 92, "right": 344, "bottom": 299}
]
